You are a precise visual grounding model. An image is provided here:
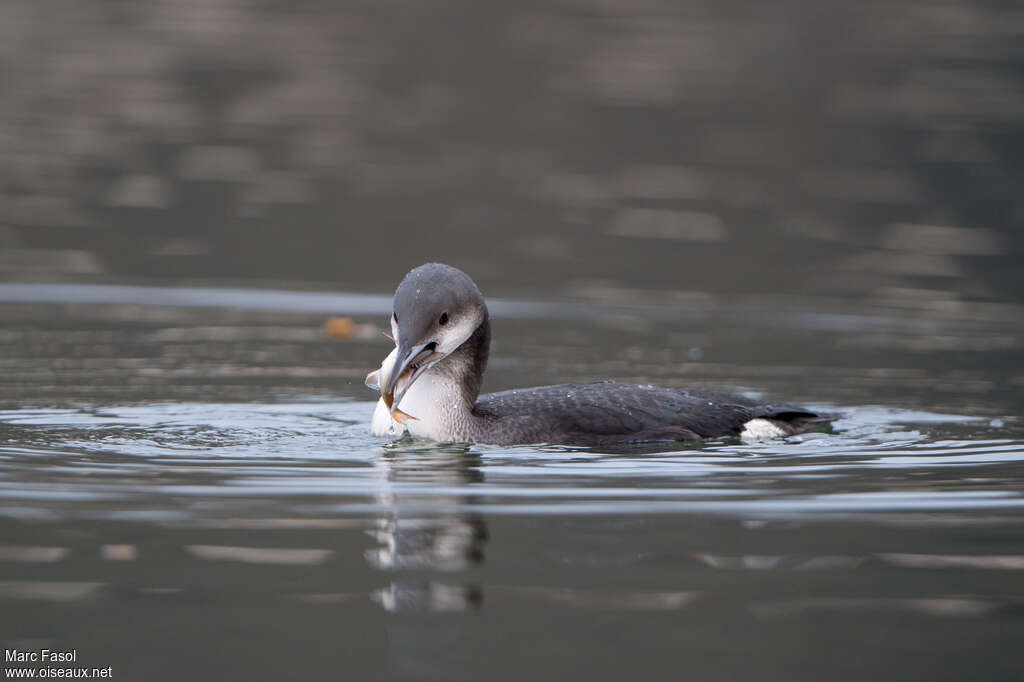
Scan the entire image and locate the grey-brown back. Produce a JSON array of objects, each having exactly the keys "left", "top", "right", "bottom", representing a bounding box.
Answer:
[{"left": 470, "top": 380, "right": 822, "bottom": 446}]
